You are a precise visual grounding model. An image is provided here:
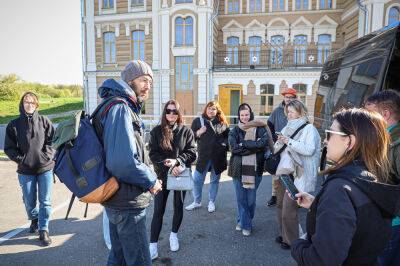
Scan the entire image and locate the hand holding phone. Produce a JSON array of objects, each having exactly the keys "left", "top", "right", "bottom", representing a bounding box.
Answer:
[
  {"left": 275, "top": 132, "right": 282, "bottom": 136},
  {"left": 279, "top": 174, "right": 299, "bottom": 200}
]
